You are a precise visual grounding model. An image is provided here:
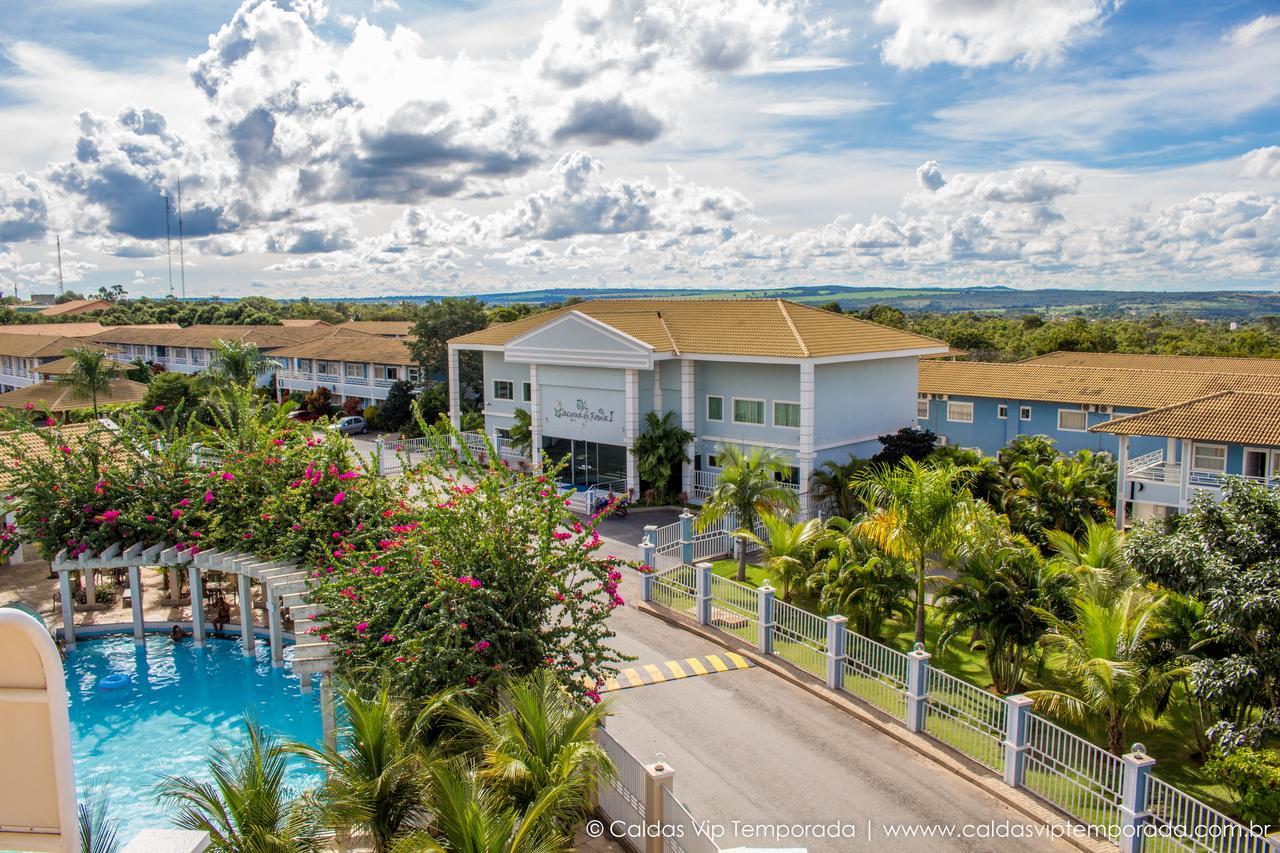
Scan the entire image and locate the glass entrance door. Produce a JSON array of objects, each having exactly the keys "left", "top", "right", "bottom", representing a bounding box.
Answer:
[{"left": 542, "top": 438, "right": 627, "bottom": 488}]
